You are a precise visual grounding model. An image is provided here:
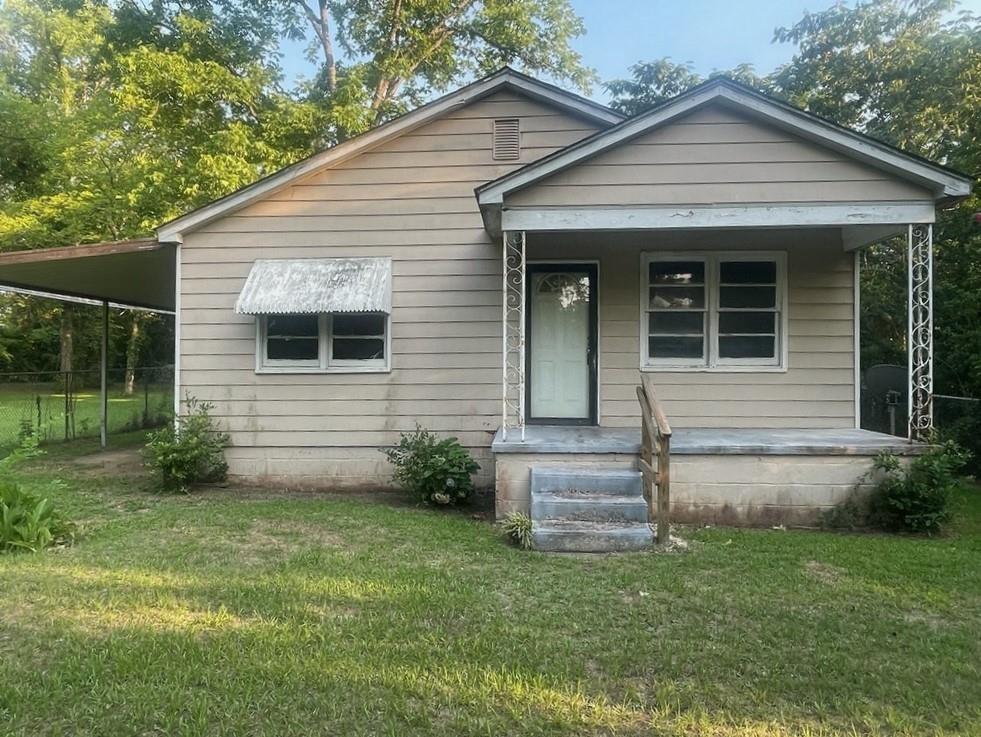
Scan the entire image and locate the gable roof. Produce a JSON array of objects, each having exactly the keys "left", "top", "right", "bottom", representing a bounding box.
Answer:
[
  {"left": 156, "top": 68, "right": 623, "bottom": 243},
  {"left": 476, "top": 77, "right": 973, "bottom": 207}
]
